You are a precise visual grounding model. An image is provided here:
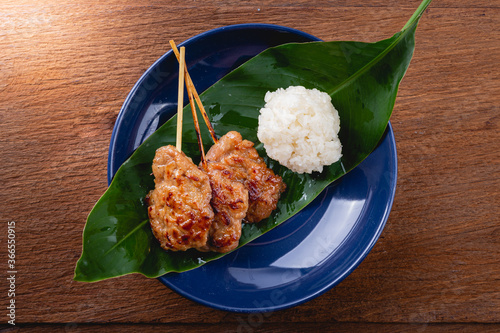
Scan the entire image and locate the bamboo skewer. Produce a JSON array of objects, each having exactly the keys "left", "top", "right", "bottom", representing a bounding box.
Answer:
[
  {"left": 172, "top": 42, "right": 207, "bottom": 167},
  {"left": 169, "top": 40, "right": 218, "bottom": 144},
  {"left": 187, "top": 87, "right": 207, "bottom": 168},
  {"left": 175, "top": 46, "right": 186, "bottom": 152},
  {"left": 184, "top": 77, "right": 217, "bottom": 144}
]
